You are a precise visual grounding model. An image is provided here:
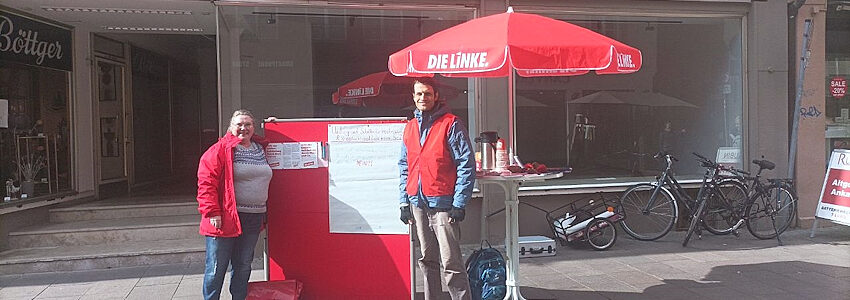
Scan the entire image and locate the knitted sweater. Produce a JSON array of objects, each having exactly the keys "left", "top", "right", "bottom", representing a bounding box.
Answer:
[{"left": 233, "top": 142, "right": 272, "bottom": 213}]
